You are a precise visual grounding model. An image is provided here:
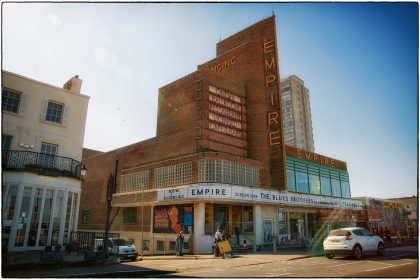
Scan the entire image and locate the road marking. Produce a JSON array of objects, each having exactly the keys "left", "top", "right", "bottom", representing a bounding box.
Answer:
[
  {"left": 366, "top": 260, "right": 394, "bottom": 266},
  {"left": 327, "top": 263, "right": 348, "bottom": 268},
  {"left": 179, "top": 269, "right": 215, "bottom": 274},
  {"left": 364, "top": 262, "right": 414, "bottom": 272},
  {"left": 268, "top": 273, "right": 291, "bottom": 276}
]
